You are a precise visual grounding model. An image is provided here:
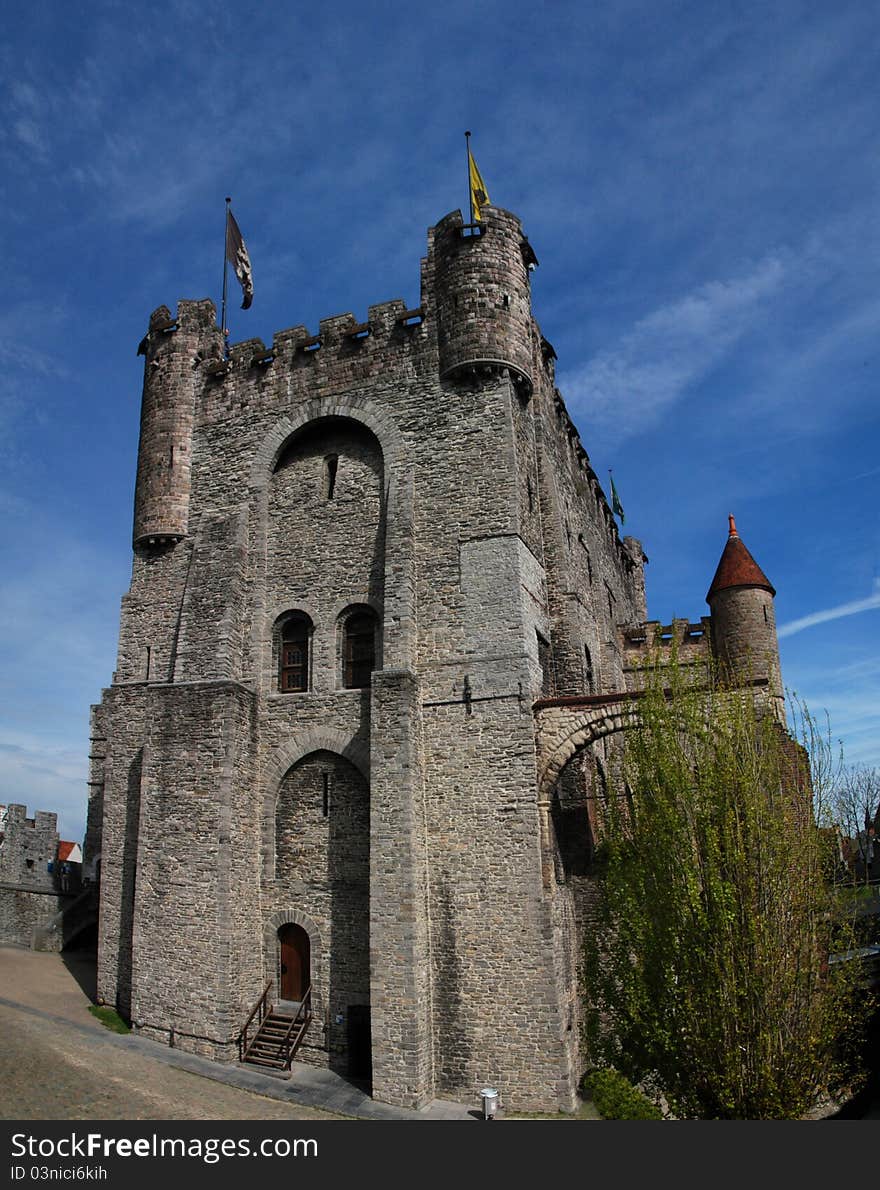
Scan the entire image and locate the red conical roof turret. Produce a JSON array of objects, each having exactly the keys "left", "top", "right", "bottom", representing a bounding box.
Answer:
[{"left": 706, "top": 514, "right": 776, "bottom": 602}]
